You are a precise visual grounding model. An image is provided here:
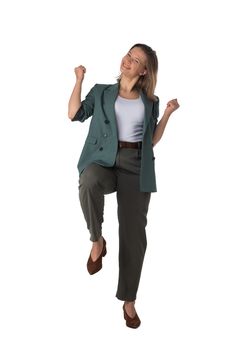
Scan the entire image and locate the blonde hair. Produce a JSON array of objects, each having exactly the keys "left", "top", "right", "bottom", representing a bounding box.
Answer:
[{"left": 118, "top": 43, "right": 158, "bottom": 101}]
